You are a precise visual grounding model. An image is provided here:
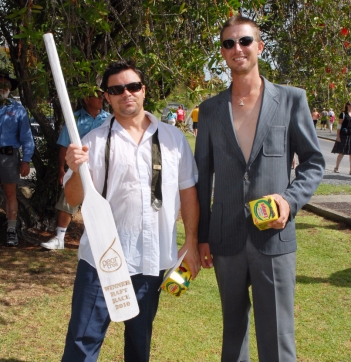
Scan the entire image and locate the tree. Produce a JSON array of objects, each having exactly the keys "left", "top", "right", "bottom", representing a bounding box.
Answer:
[
  {"left": 0, "top": 0, "right": 244, "bottom": 237},
  {"left": 244, "top": 0, "right": 351, "bottom": 111}
]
